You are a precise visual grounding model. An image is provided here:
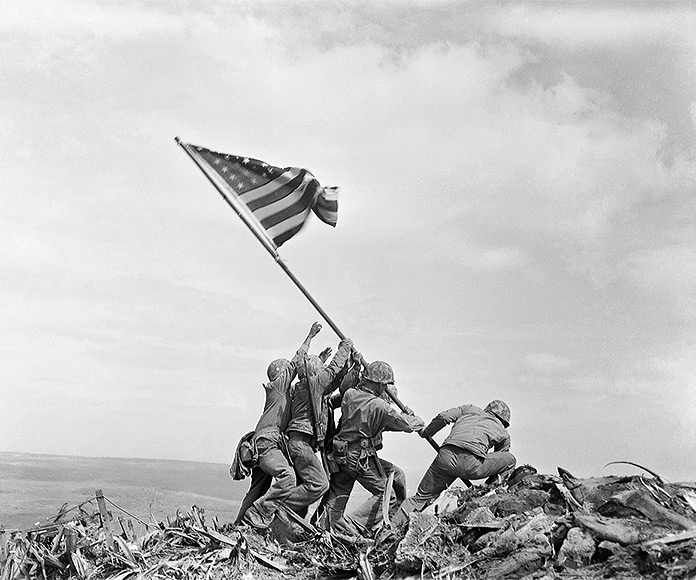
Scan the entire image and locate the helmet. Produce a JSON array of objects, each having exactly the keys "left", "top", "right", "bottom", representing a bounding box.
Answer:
[
  {"left": 267, "top": 358, "right": 290, "bottom": 382},
  {"left": 363, "top": 361, "right": 394, "bottom": 385},
  {"left": 484, "top": 400, "right": 511, "bottom": 427},
  {"left": 305, "top": 355, "right": 325, "bottom": 376}
]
